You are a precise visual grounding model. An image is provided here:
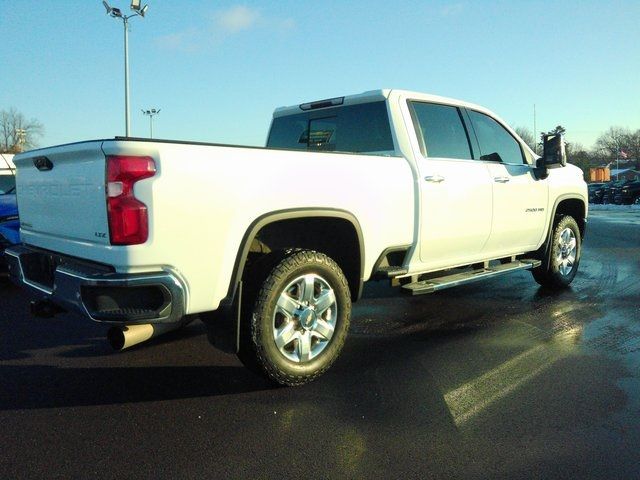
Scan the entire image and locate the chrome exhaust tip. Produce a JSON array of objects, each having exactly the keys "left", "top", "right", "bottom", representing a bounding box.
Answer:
[{"left": 107, "top": 323, "right": 181, "bottom": 351}]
